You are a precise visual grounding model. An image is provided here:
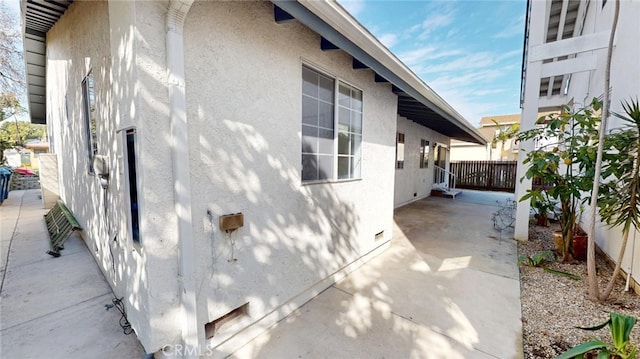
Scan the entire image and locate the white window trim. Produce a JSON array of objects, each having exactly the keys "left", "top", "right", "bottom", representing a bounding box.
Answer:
[{"left": 301, "top": 62, "right": 364, "bottom": 184}]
